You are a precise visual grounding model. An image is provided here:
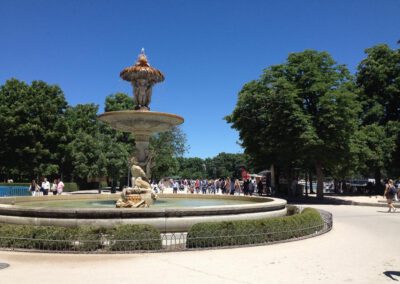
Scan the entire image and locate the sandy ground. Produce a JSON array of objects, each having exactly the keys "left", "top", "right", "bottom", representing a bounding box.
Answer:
[{"left": 0, "top": 204, "right": 399, "bottom": 284}]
